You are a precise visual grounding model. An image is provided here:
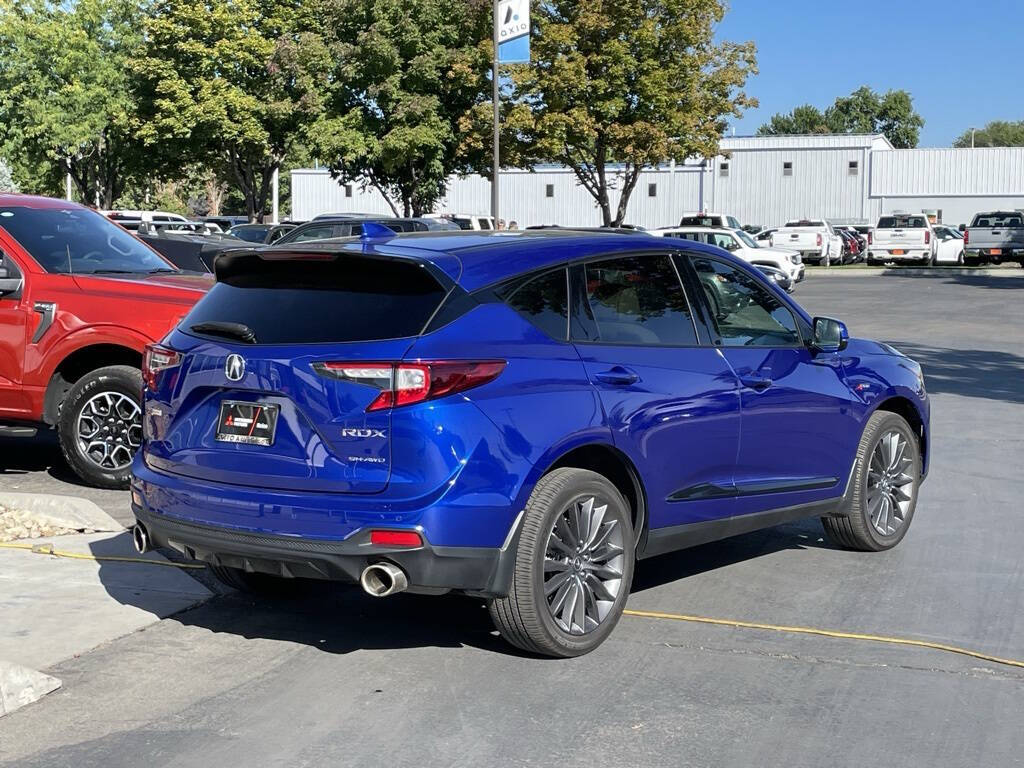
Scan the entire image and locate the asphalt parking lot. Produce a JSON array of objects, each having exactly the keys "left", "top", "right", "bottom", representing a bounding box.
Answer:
[{"left": 1, "top": 270, "right": 1023, "bottom": 767}]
